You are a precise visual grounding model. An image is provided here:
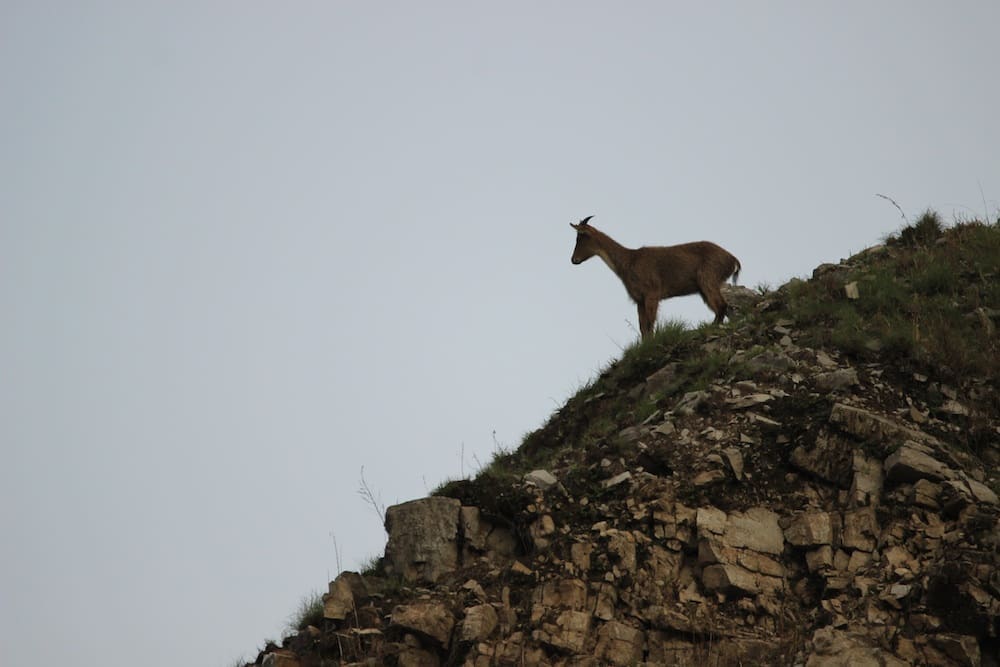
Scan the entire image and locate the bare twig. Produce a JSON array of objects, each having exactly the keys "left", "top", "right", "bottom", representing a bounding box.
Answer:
[
  {"left": 357, "top": 466, "right": 386, "bottom": 523},
  {"left": 624, "top": 318, "right": 640, "bottom": 338},
  {"left": 607, "top": 332, "right": 626, "bottom": 353},
  {"left": 491, "top": 429, "right": 512, "bottom": 459},
  {"left": 329, "top": 531, "right": 343, "bottom": 575},
  {"left": 978, "top": 180, "right": 991, "bottom": 223},
  {"left": 875, "top": 193, "right": 909, "bottom": 225}
]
